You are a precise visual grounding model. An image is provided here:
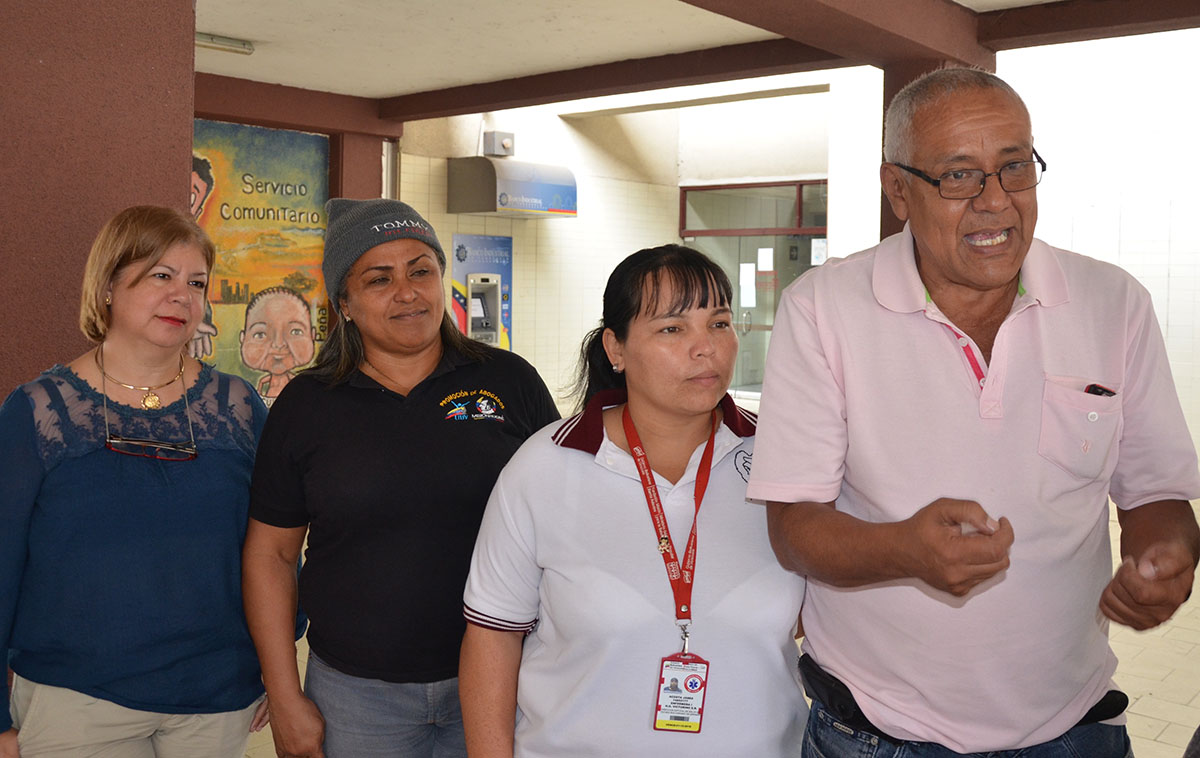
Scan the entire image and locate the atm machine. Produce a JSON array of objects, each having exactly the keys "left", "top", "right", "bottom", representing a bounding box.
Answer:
[{"left": 467, "top": 273, "right": 502, "bottom": 345}]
